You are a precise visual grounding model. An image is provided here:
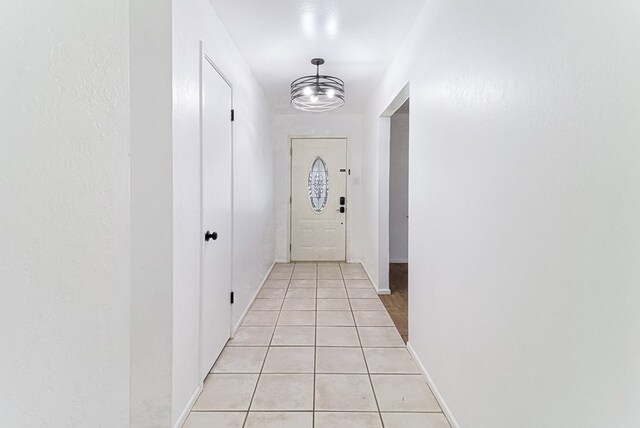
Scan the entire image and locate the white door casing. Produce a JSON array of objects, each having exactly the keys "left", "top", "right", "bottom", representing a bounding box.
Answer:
[
  {"left": 291, "top": 138, "right": 347, "bottom": 261},
  {"left": 199, "top": 53, "right": 233, "bottom": 380}
]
